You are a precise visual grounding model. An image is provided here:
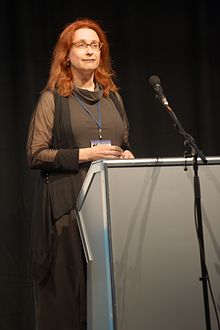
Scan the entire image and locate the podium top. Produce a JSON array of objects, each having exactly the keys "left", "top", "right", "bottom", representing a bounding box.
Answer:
[
  {"left": 92, "top": 156, "right": 220, "bottom": 169},
  {"left": 77, "top": 156, "right": 220, "bottom": 209}
]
